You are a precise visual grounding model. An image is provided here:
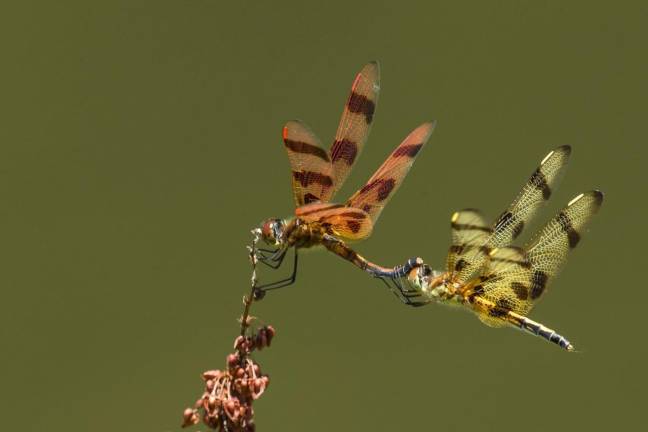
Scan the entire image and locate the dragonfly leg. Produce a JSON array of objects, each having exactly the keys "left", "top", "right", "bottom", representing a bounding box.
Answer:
[
  {"left": 256, "top": 248, "right": 299, "bottom": 292},
  {"left": 379, "top": 277, "right": 406, "bottom": 302},
  {"left": 379, "top": 276, "right": 430, "bottom": 307},
  {"left": 257, "top": 247, "right": 280, "bottom": 256},
  {"left": 256, "top": 248, "right": 276, "bottom": 262},
  {"left": 257, "top": 247, "right": 288, "bottom": 269}
]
